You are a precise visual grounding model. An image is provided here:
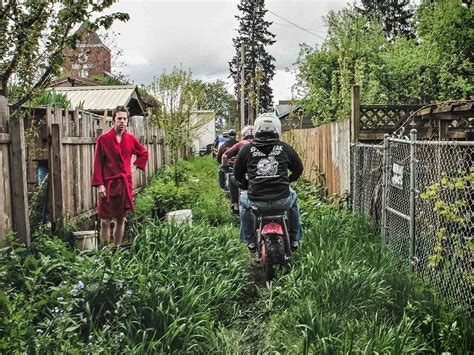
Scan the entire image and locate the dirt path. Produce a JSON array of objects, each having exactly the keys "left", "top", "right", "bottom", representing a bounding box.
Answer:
[{"left": 232, "top": 262, "right": 273, "bottom": 354}]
